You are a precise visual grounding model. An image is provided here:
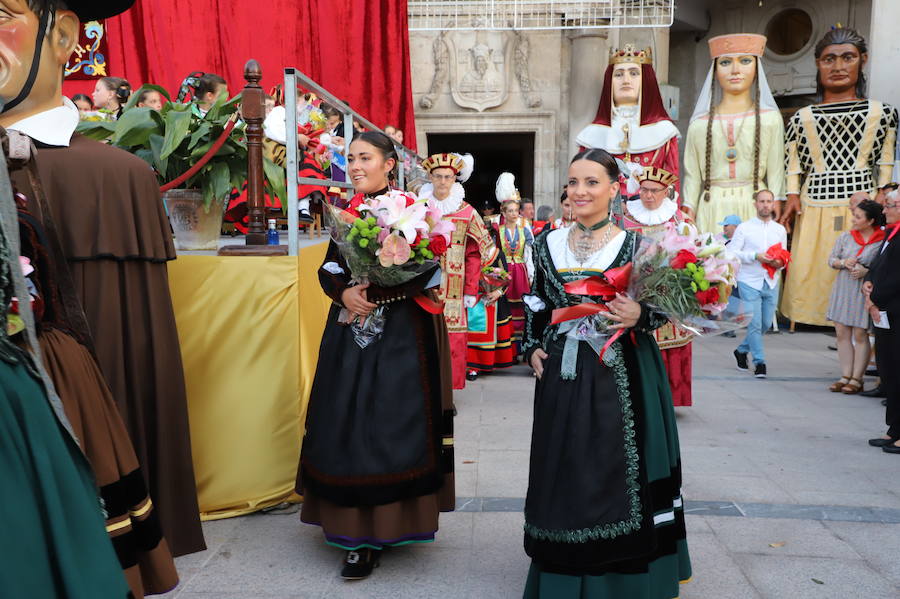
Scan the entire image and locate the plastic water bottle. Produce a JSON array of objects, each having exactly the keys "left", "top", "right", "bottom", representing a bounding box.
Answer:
[{"left": 266, "top": 219, "right": 279, "bottom": 245}]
